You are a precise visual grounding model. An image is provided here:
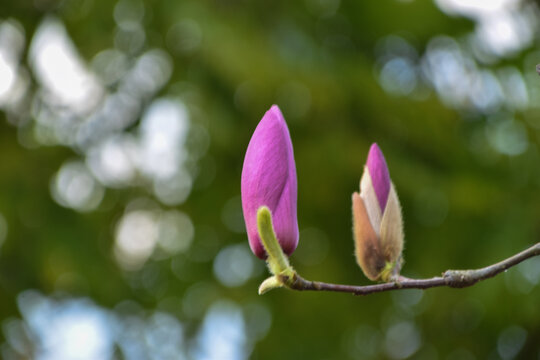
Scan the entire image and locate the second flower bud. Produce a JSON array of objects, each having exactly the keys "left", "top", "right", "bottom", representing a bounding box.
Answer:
[{"left": 352, "top": 143, "right": 404, "bottom": 282}]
